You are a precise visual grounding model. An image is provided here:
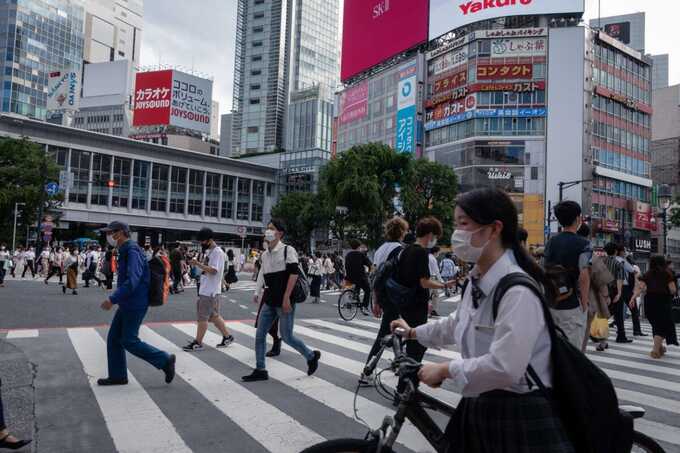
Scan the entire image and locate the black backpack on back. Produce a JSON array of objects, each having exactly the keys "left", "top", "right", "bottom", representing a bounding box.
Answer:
[
  {"left": 492, "top": 273, "right": 632, "bottom": 453},
  {"left": 148, "top": 255, "right": 170, "bottom": 307},
  {"left": 370, "top": 246, "right": 403, "bottom": 309}
]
